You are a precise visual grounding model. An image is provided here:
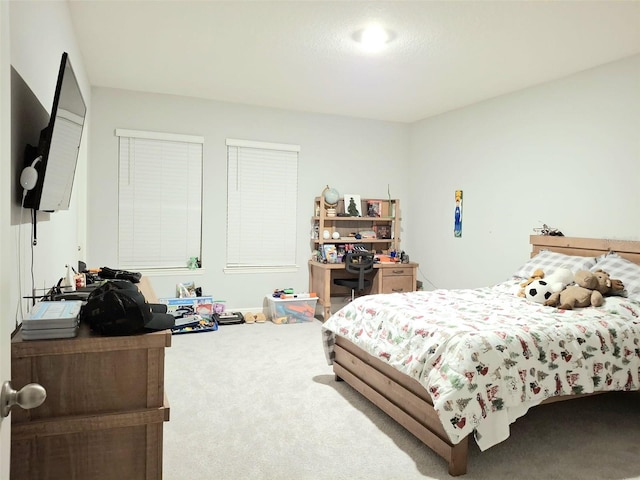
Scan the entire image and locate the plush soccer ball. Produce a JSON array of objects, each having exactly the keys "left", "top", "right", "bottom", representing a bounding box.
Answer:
[{"left": 525, "top": 279, "right": 556, "bottom": 304}]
